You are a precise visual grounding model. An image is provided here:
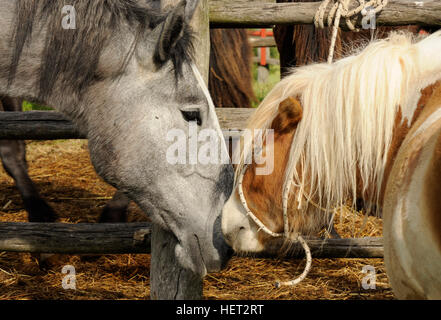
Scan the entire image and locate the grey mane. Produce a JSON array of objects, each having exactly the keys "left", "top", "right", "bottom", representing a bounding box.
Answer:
[{"left": 8, "top": 0, "right": 194, "bottom": 100}]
